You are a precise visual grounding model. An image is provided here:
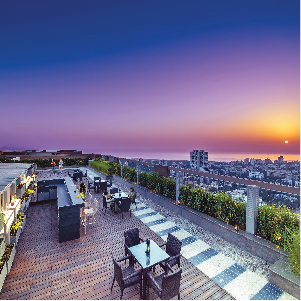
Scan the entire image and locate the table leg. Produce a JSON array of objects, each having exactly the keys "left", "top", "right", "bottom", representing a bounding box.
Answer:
[{"left": 143, "top": 268, "right": 147, "bottom": 299}]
